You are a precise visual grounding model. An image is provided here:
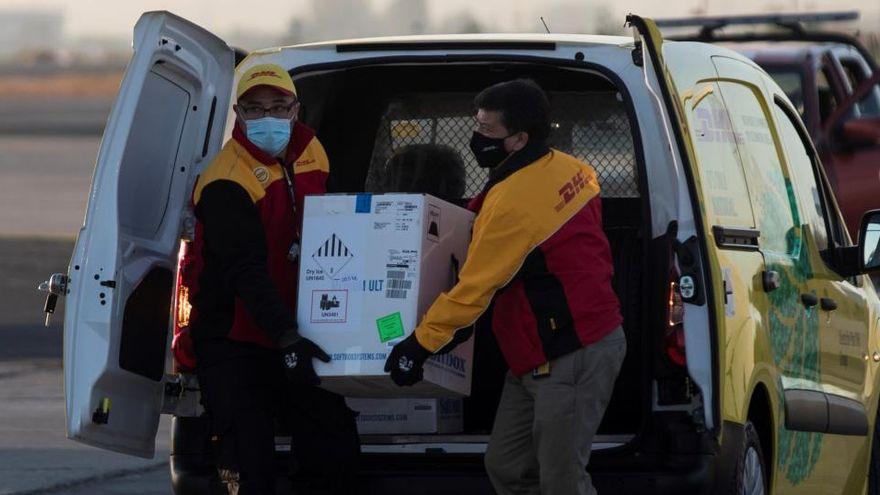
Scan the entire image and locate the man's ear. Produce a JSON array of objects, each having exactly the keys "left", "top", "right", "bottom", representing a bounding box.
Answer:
[
  {"left": 289, "top": 101, "right": 301, "bottom": 123},
  {"left": 508, "top": 131, "right": 529, "bottom": 152},
  {"left": 232, "top": 104, "right": 247, "bottom": 129}
]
